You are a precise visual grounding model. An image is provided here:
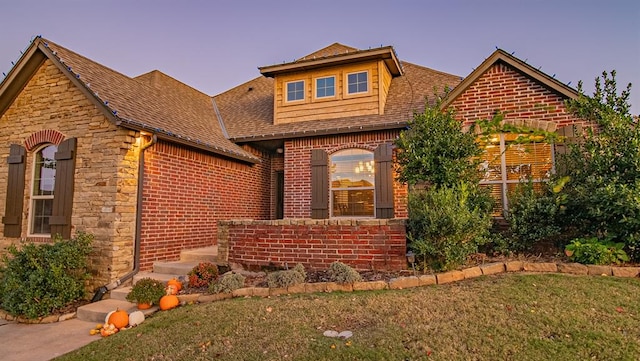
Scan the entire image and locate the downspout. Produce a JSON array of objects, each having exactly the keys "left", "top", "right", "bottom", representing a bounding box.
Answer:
[{"left": 91, "top": 133, "right": 157, "bottom": 302}]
